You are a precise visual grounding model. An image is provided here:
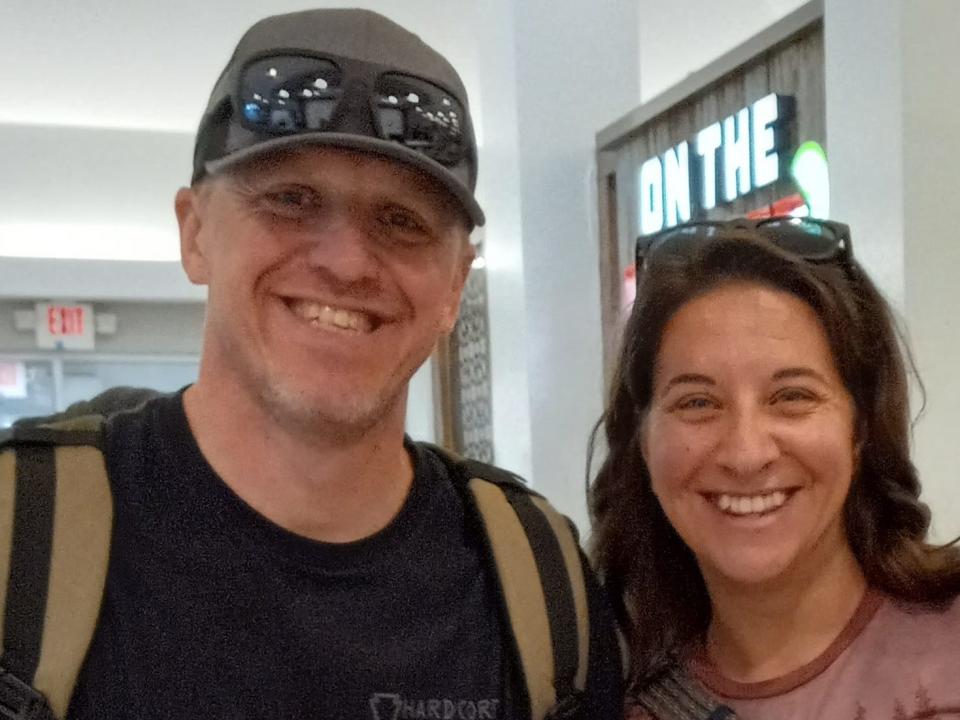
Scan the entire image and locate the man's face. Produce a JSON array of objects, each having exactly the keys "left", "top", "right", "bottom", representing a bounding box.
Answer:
[{"left": 176, "top": 146, "right": 473, "bottom": 435}]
